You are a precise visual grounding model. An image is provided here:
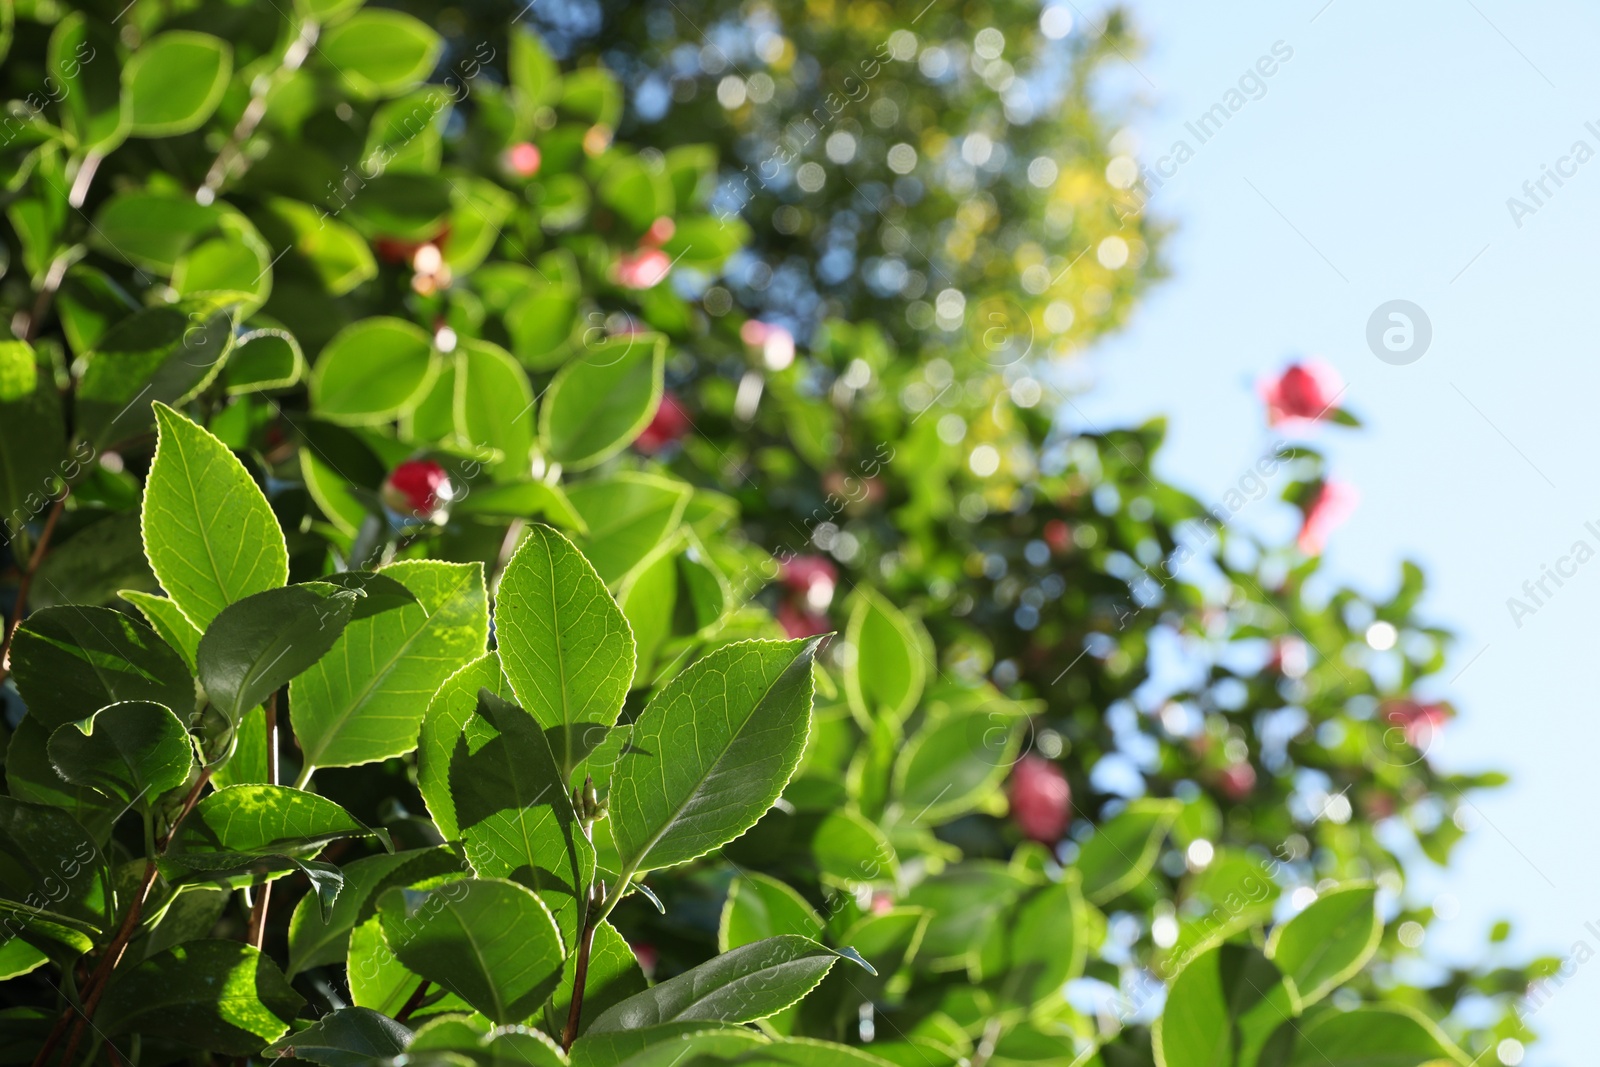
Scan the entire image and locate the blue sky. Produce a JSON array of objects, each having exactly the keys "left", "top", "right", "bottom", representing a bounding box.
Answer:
[{"left": 1071, "top": 0, "right": 1600, "bottom": 1061}]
